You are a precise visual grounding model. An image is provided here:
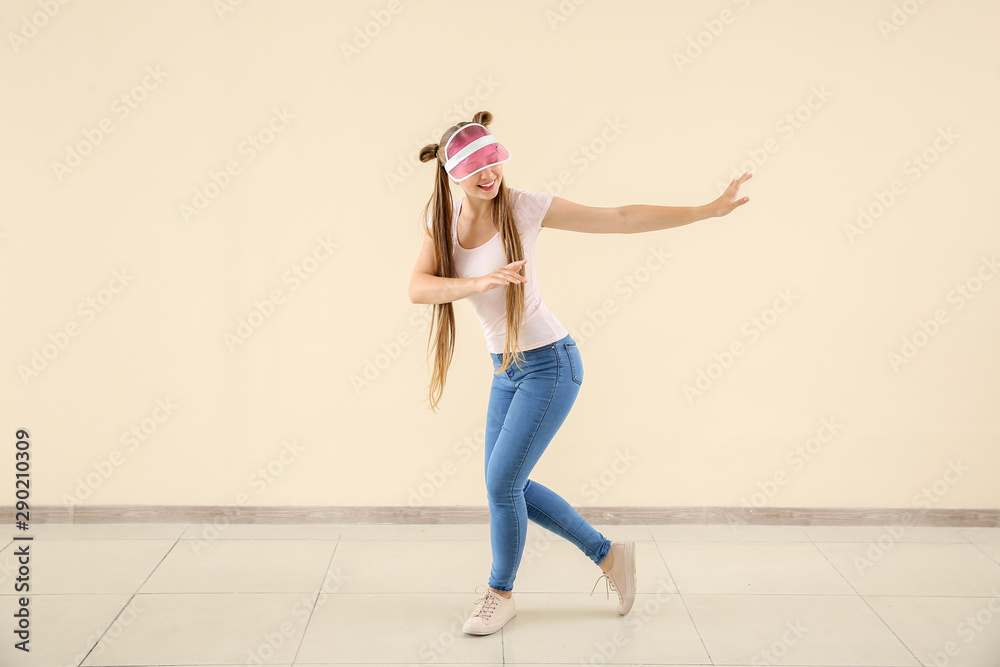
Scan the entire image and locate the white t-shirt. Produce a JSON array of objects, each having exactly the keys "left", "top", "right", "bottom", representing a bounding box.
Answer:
[{"left": 426, "top": 187, "right": 569, "bottom": 354}]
